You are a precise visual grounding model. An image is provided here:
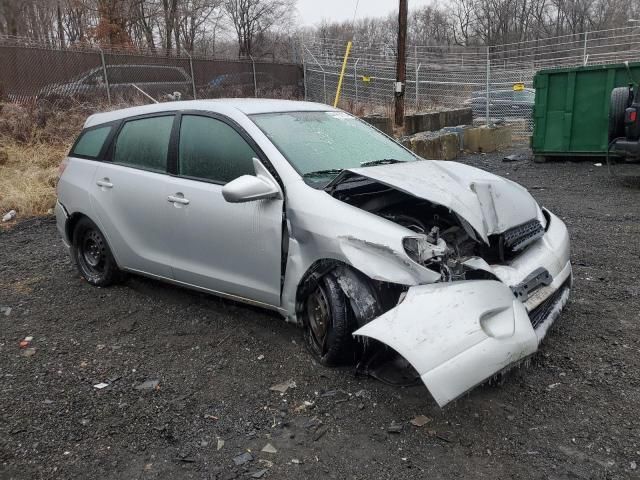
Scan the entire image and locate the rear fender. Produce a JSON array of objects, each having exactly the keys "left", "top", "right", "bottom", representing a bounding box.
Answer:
[{"left": 353, "top": 280, "right": 538, "bottom": 407}]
